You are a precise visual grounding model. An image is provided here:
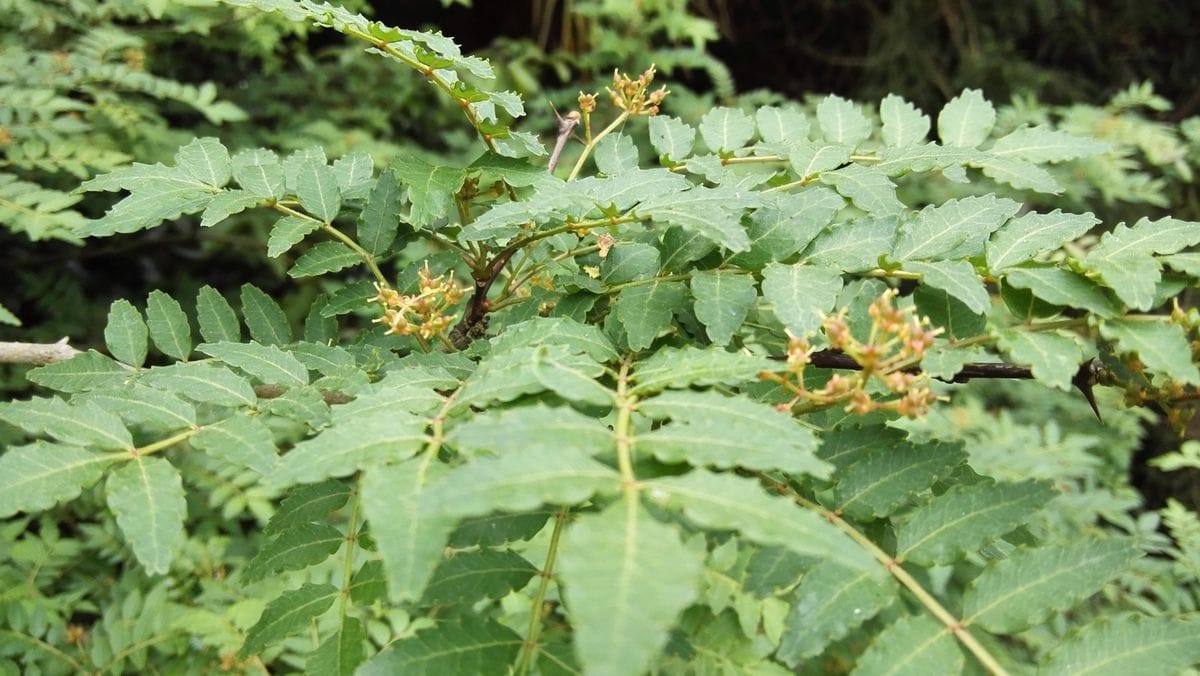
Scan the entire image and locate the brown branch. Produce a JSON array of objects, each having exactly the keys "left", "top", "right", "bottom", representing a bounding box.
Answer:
[{"left": 0, "top": 339, "right": 82, "bottom": 365}]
